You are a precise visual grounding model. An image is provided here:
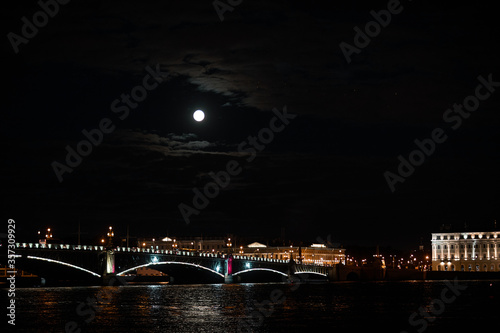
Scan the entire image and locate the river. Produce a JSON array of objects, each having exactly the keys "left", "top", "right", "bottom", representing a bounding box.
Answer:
[{"left": 5, "top": 280, "right": 499, "bottom": 332}]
